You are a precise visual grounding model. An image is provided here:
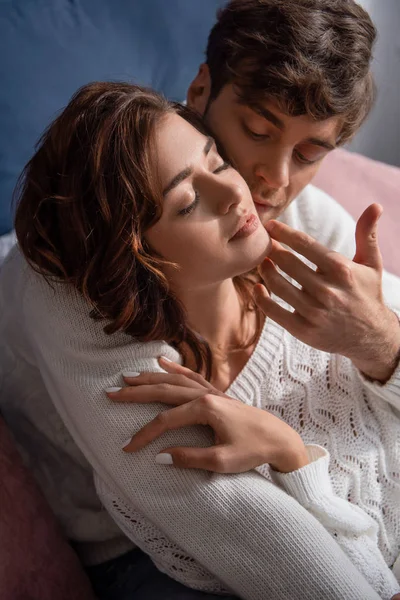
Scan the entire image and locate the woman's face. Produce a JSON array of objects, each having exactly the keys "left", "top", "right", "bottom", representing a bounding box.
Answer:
[{"left": 146, "top": 113, "right": 271, "bottom": 291}]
